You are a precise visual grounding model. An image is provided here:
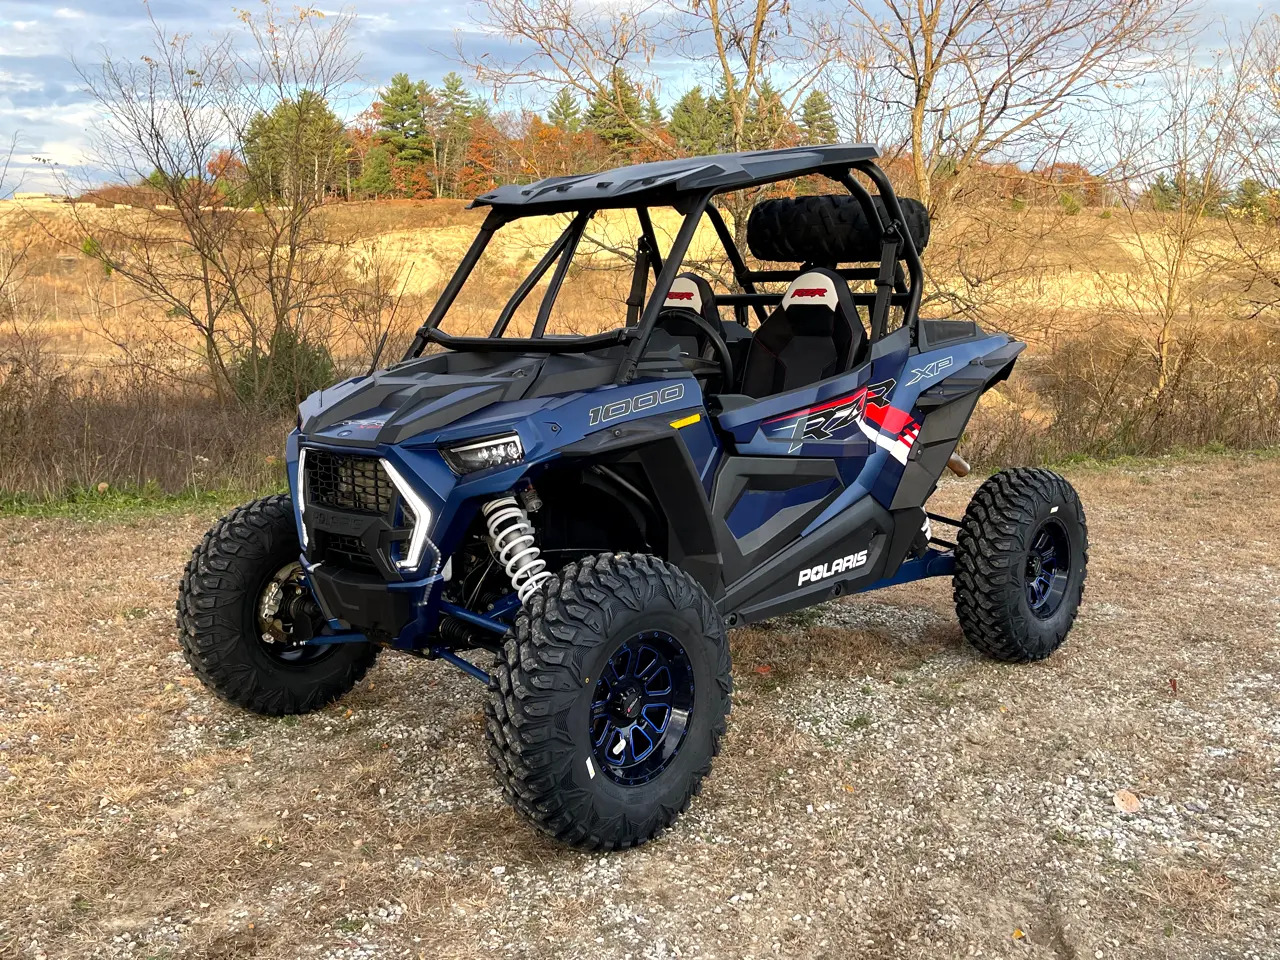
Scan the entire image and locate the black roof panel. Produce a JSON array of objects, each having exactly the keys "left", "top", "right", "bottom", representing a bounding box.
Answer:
[{"left": 470, "top": 143, "right": 879, "bottom": 213}]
